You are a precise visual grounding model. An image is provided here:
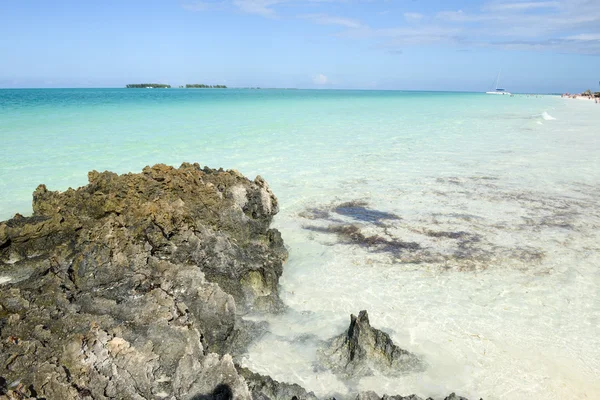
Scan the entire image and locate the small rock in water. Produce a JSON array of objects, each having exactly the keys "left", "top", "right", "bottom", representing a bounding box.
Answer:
[{"left": 319, "top": 310, "right": 425, "bottom": 378}]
